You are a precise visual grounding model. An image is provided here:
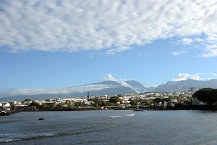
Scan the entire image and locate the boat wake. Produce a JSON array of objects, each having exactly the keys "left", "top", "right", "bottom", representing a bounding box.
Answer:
[
  {"left": 109, "top": 114, "right": 135, "bottom": 118},
  {"left": 126, "top": 114, "right": 135, "bottom": 117},
  {"left": 109, "top": 115, "right": 124, "bottom": 118}
]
